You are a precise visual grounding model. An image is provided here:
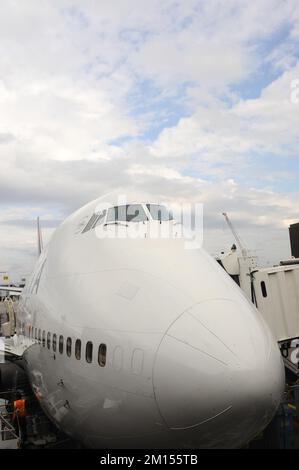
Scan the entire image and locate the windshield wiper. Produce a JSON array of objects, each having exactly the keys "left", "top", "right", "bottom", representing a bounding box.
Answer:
[{"left": 104, "top": 221, "right": 129, "bottom": 227}]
